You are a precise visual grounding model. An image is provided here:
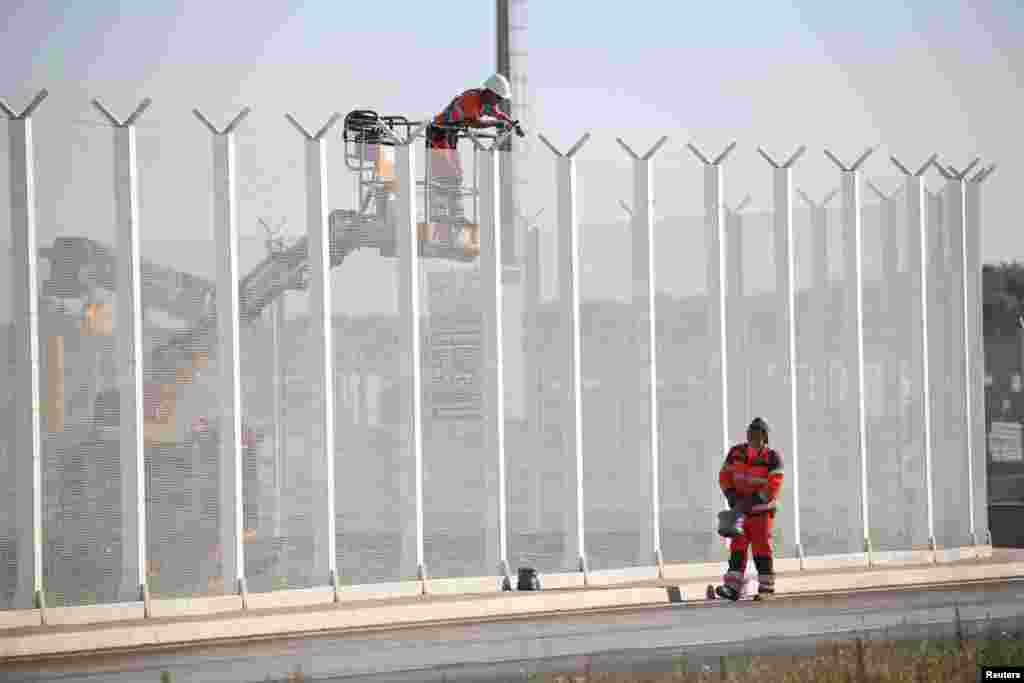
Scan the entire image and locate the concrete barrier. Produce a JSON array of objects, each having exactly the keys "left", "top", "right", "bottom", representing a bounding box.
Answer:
[
  {"left": 801, "top": 552, "right": 870, "bottom": 572},
  {"left": 776, "top": 560, "right": 1024, "bottom": 595},
  {"left": 3, "top": 559, "right": 1023, "bottom": 660},
  {"left": 533, "top": 572, "right": 586, "bottom": 590},
  {"left": 427, "top": 576, "right": 504, "bottom": 596},
  {"left": 0, "top": 609, "right": 41, "bottom": 630},
  {"left": 0, "top": 586, "right": 674, "bottom": 660},
  {"left": 245, "top": 587, "right": 335, "bottom": 612},
  {"left": 43, "top": 602, "right": 146, "bottom": 628},
  {"left": 585, "top": 566, "right": 659, "bottom": 586},
  {"left": 146, "top": 594, "right": 243, "bottom": 620},
  {"left": 0, "top": 545, "right": 1013, "bottom": 642},
  {"left": 661, "top": 561, "right": 722, "bottom": 581},
  {"left": 870, "top": 549, "right": 936, "bottom": 566},
  {"left": 336, "top": 580, "right": 423, "bottom": 603}
]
